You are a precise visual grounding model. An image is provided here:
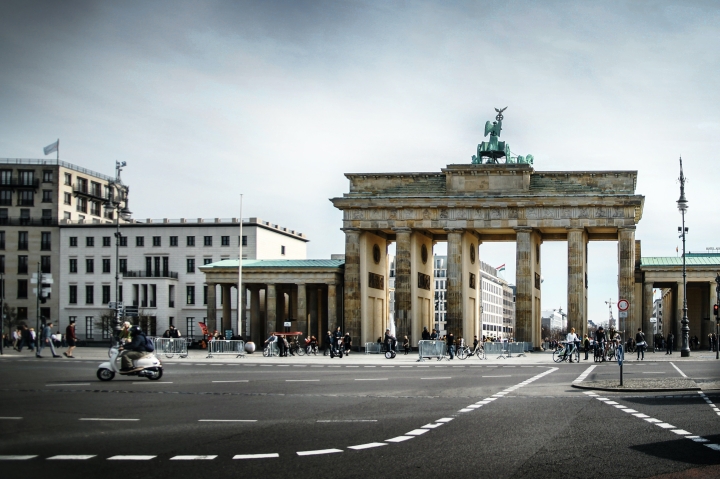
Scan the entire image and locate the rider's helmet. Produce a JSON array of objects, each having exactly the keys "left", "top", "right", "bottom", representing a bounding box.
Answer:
[{"left": 129, "top": 325, "right": 142, "bottom": 336}]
